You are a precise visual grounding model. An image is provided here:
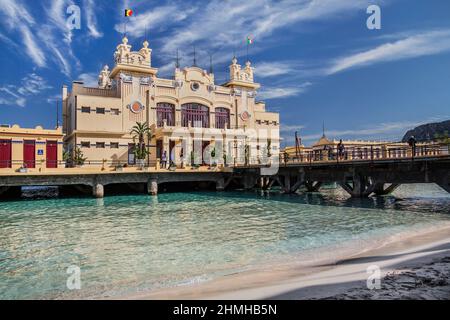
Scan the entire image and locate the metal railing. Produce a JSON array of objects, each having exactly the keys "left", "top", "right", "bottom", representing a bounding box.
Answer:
[
  {"left": 280, "top": 142, "right": 449, "bottom": 166},
  {"left": 1, "top": 142, "right": 449, "bottom": 171},
  {"left": 155, "top": 120, "right": 246, "bottom": 130}
]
